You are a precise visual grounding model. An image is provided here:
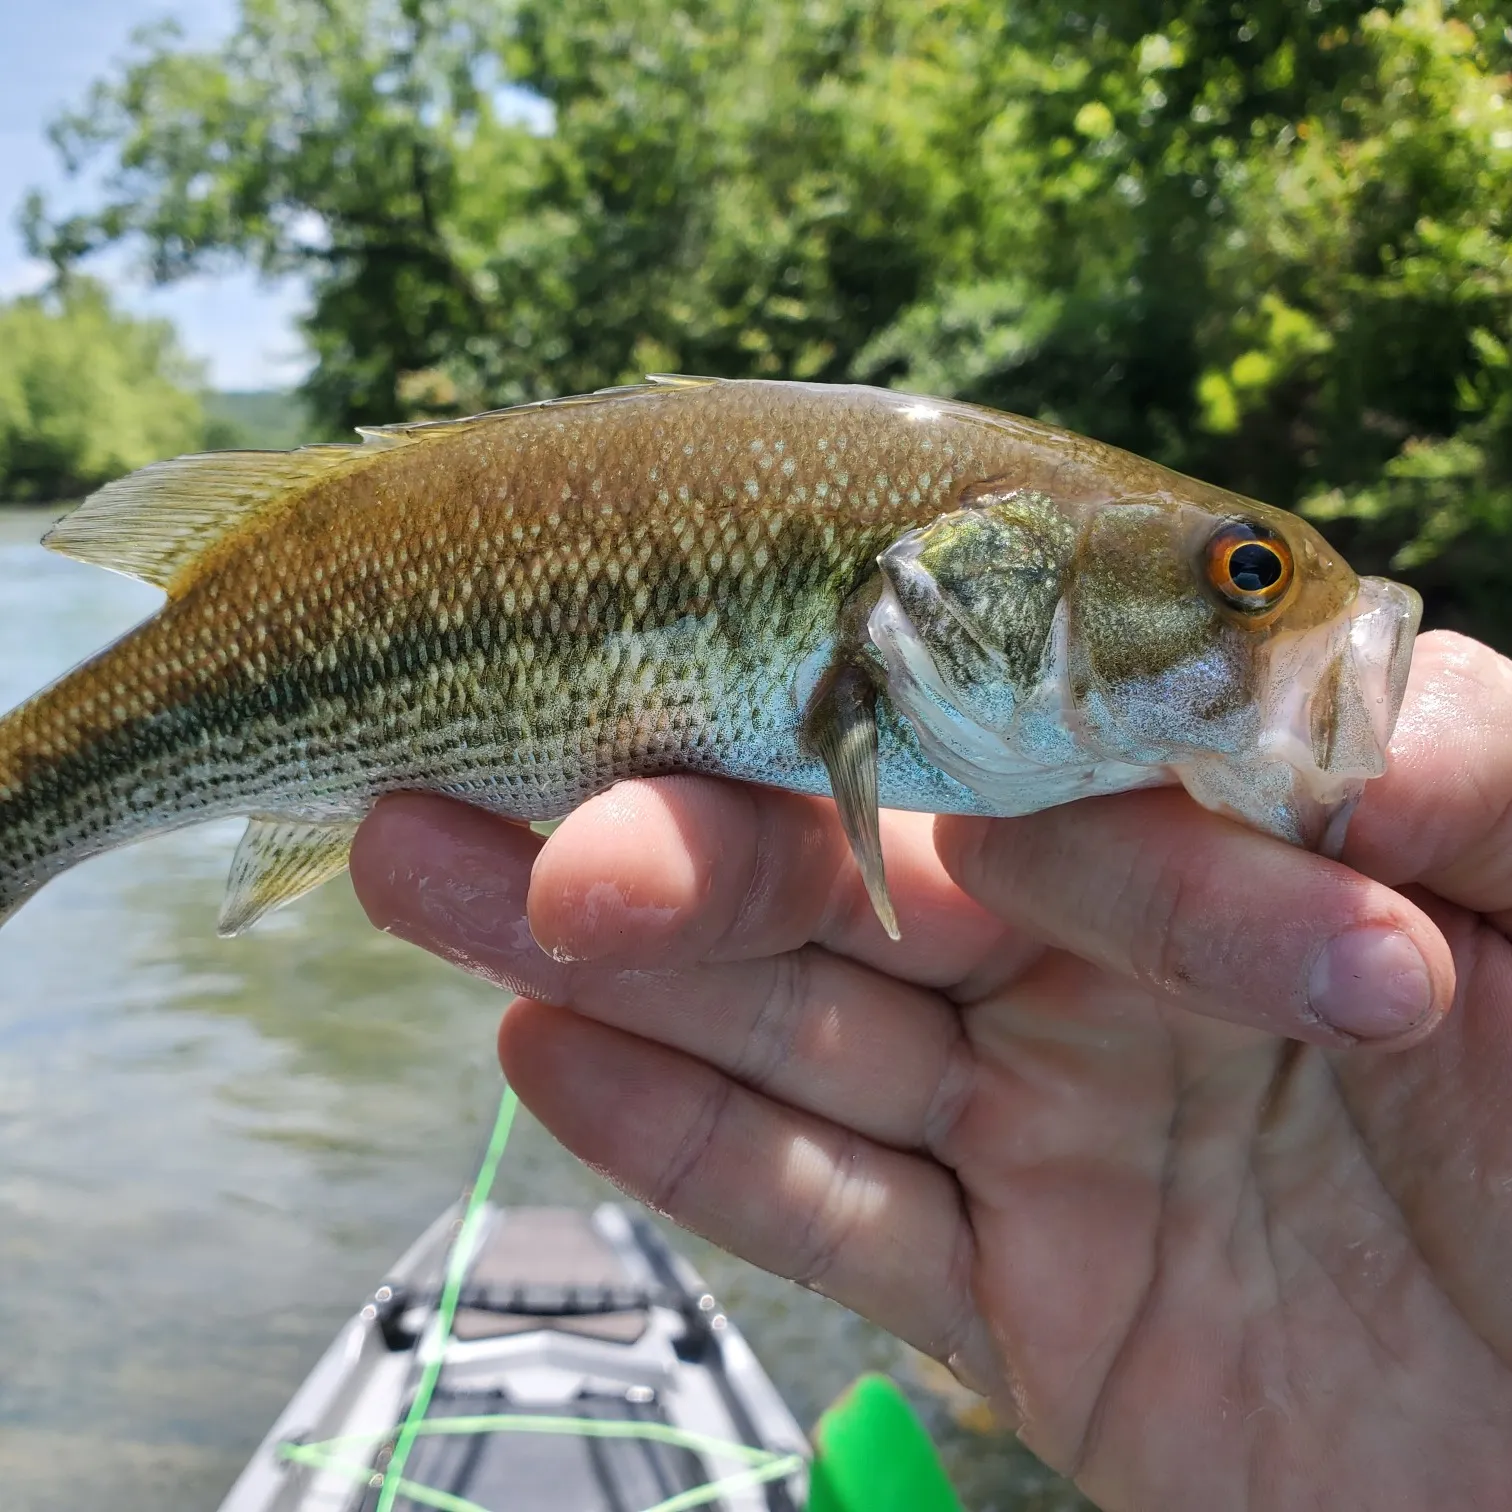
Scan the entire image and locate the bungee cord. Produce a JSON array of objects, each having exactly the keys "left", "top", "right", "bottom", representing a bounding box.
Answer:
[{"left": 276, "top": 1081, "right": 806, "bottom": 1512}]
